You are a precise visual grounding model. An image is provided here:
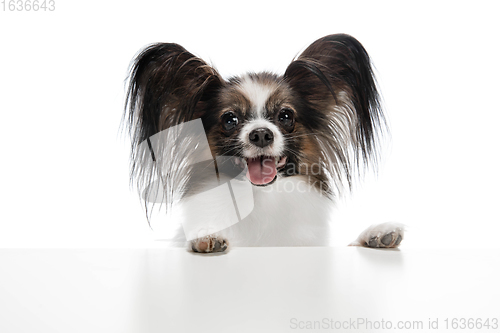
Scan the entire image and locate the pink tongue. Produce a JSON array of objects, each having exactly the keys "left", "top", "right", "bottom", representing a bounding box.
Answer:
[{"left": 246, "top": 157, "right": 277, "bottom": 185}]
